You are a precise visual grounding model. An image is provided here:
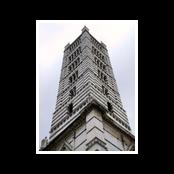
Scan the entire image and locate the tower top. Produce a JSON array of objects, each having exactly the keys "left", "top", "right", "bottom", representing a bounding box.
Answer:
[
  {"left": 82, "top": 26, "right": 89, "bottom": 33},
  {"left": 65, "top": 43, "right": 70, "bottom": 49},
  {"left": 101, "top": 41, "right": 107, "bottom": 48}
]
